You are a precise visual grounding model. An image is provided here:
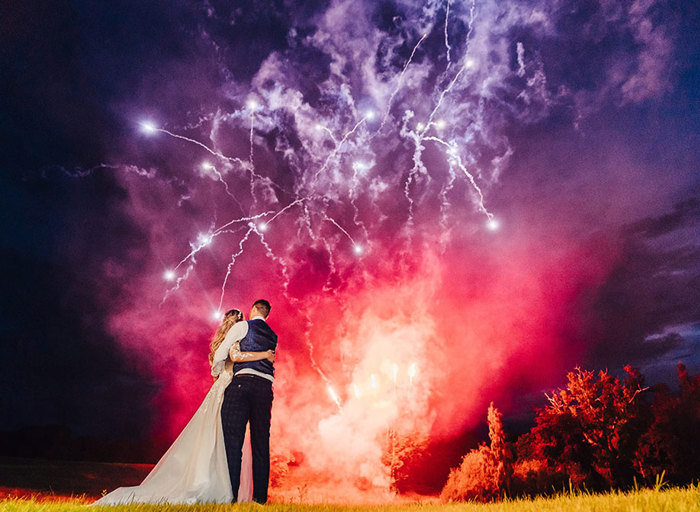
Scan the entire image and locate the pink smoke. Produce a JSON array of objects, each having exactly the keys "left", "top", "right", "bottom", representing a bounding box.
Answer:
[{"left": 105, "top": 177, "right": 623, "bottom": 501}]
